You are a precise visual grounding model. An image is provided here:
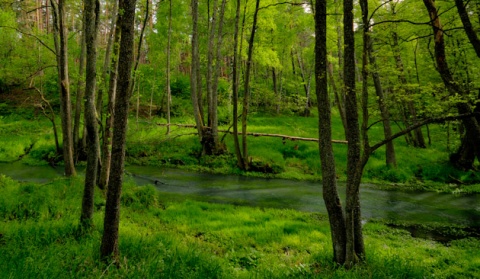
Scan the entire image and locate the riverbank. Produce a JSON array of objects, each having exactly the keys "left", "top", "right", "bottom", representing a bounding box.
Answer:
[
  {"left": 1, "top": 174, "right": 479, "bottom": 278},
  {"left": 1, "top": 114, "right": 479, "bottom": 193}
]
